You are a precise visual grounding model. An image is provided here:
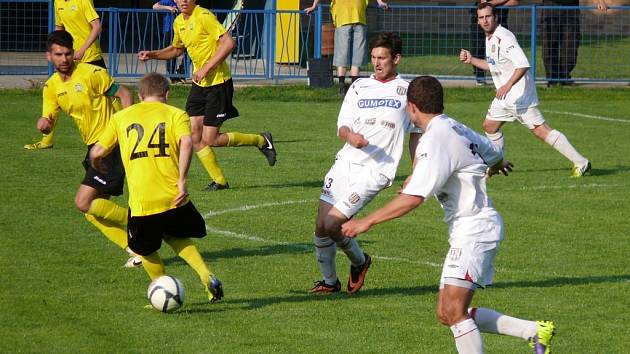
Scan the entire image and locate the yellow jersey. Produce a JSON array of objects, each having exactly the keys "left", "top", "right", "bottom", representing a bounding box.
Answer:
[
  {"left": 42, "top": 62, "right": 116, "bottom": 145},
  {"left": 172, "top": 5, "right": 232, "bottom": 87},
  {"left": 98, "top": 102, "right": 192, "bottom": 217},
  {"left": 331, "top": 0, "right": 368, "bottom": 27},
  {"left": 54, "top": 0, "right": 103, "bottom": 63}
]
